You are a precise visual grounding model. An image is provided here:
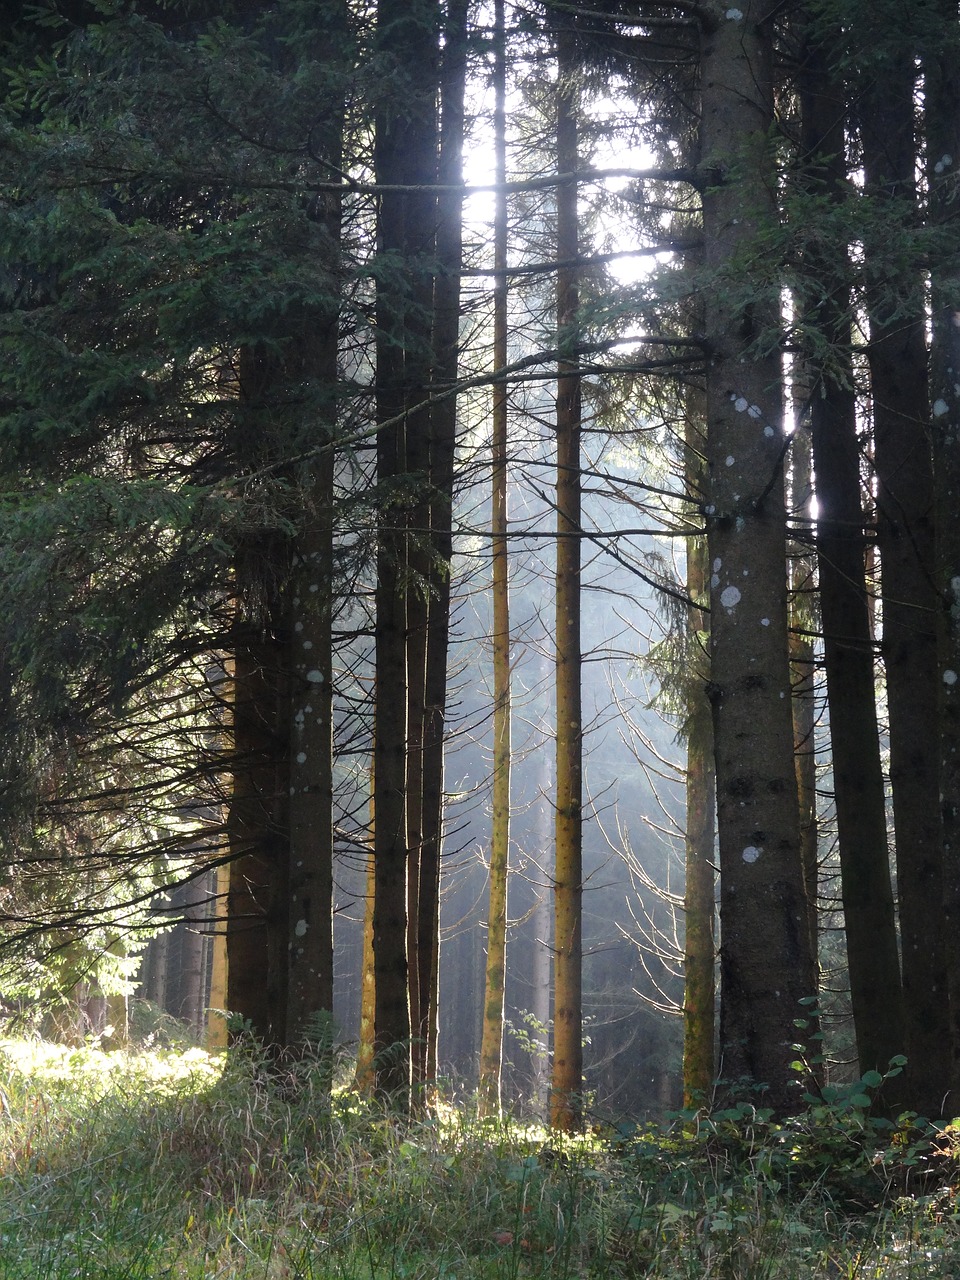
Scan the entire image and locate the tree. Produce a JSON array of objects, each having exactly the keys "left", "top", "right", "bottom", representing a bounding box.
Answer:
[
  {"left": 551, "top": 17, "right": 584, "bottom": 1132},
  {"left": 478, "top": 0, "right": 512, "bottom": 1118},
  {"left": 697, "top": 0, "right": 815, "bottom": 1109}
]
